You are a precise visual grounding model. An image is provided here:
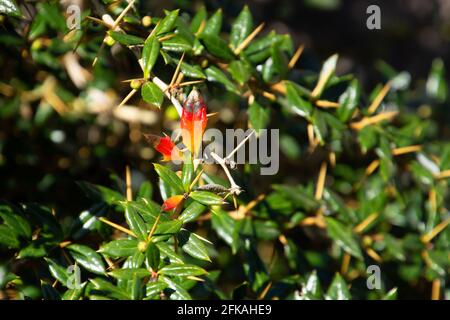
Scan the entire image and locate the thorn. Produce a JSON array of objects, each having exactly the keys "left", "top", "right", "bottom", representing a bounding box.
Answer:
[
  {"left": 367, "top": 81, "right": 392, "bottom": 114},
  {"left": 116, "top": 89, "right": 138, "bottom": 108},
  {"left": 288, "top": 45, "right": 304, "bottom": 69},
  {"left": 233, "top": 22, "right": 265, "bottom": 55}
]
